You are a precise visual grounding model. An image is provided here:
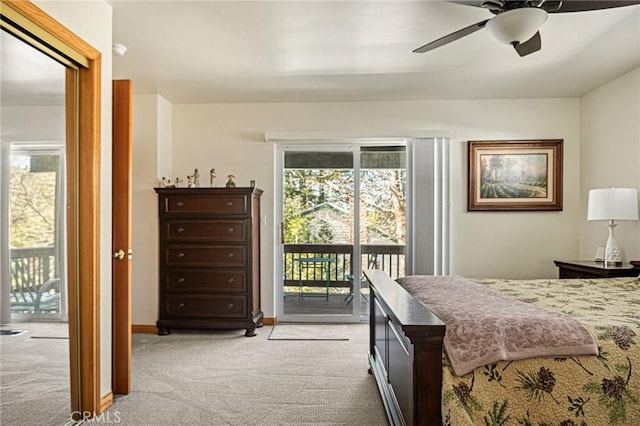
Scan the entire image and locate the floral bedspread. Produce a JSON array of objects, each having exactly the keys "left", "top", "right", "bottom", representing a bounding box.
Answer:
[{"left": 440, "top": 276, "right": 640, "bottom": 426}]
